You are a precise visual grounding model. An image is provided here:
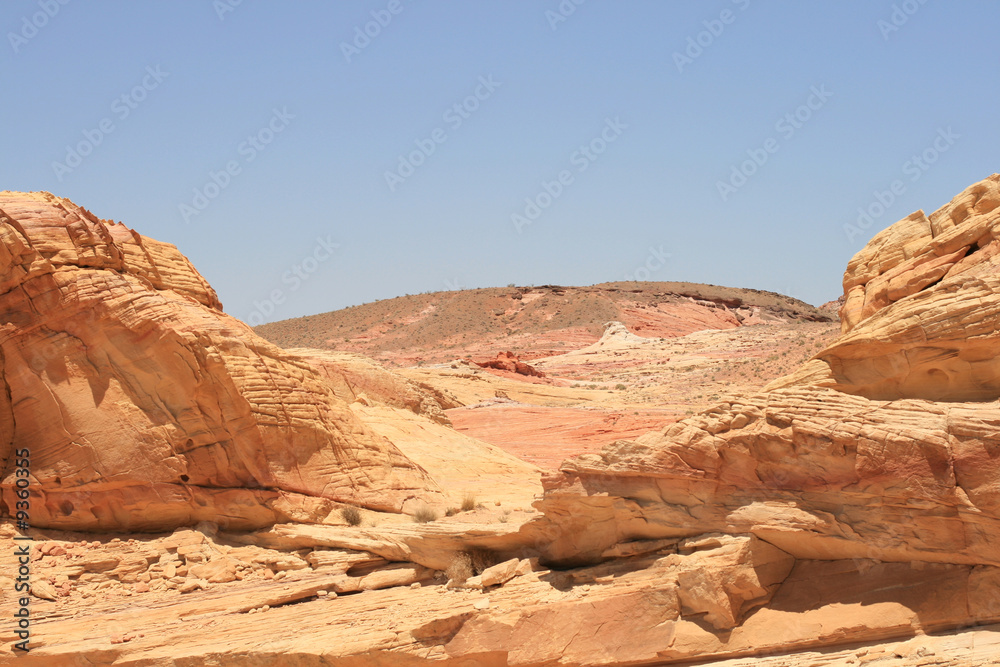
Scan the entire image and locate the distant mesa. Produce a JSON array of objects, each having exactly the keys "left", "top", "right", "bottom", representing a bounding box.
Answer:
[{"left": 255, "top": 280, "right": 835, "bottom": 367}]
